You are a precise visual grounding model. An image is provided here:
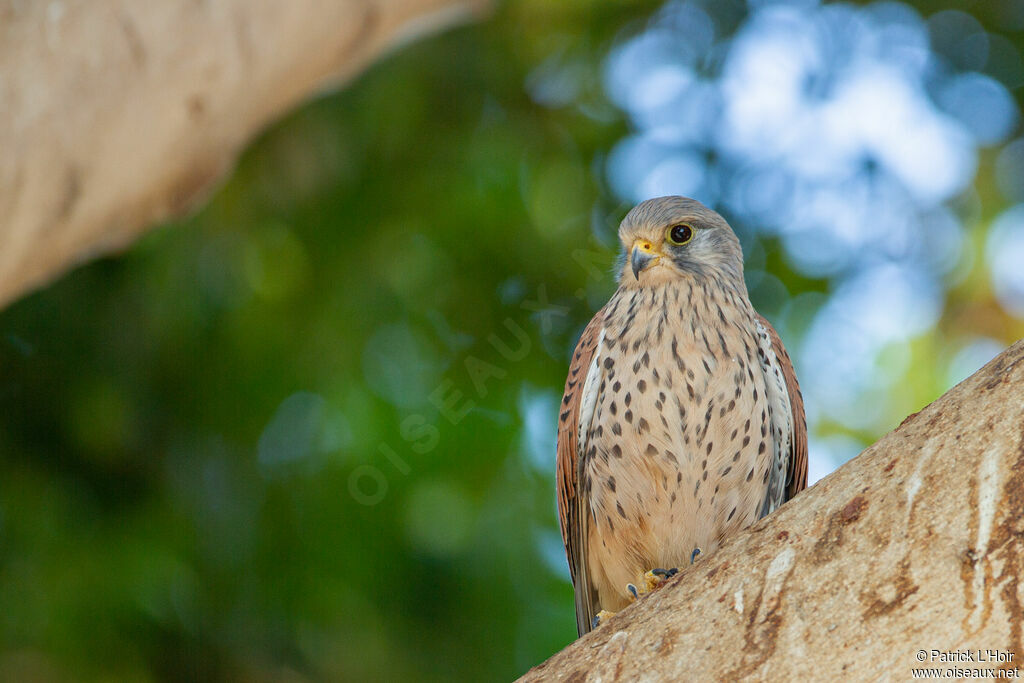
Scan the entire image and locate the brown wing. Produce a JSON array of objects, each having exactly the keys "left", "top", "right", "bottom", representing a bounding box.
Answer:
[
  {"left": 755, "top": 314, "right": 807, "bottom": 500},
  {"left": 556, "top": 308, "right": 604, "bottom": 637}
]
